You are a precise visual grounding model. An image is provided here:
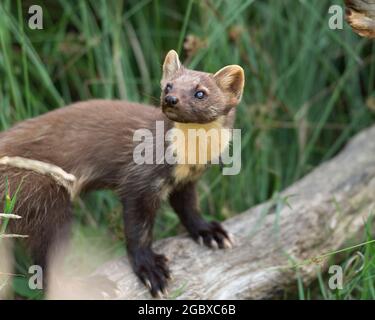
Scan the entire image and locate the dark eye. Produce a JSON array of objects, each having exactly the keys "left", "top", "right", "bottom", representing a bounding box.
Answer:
[
  {"left": 195, "top": 91, "right": 205, "bottom": 99},
  {"left": 165, "top": 83, "right": 173, "bottom": 94}
]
